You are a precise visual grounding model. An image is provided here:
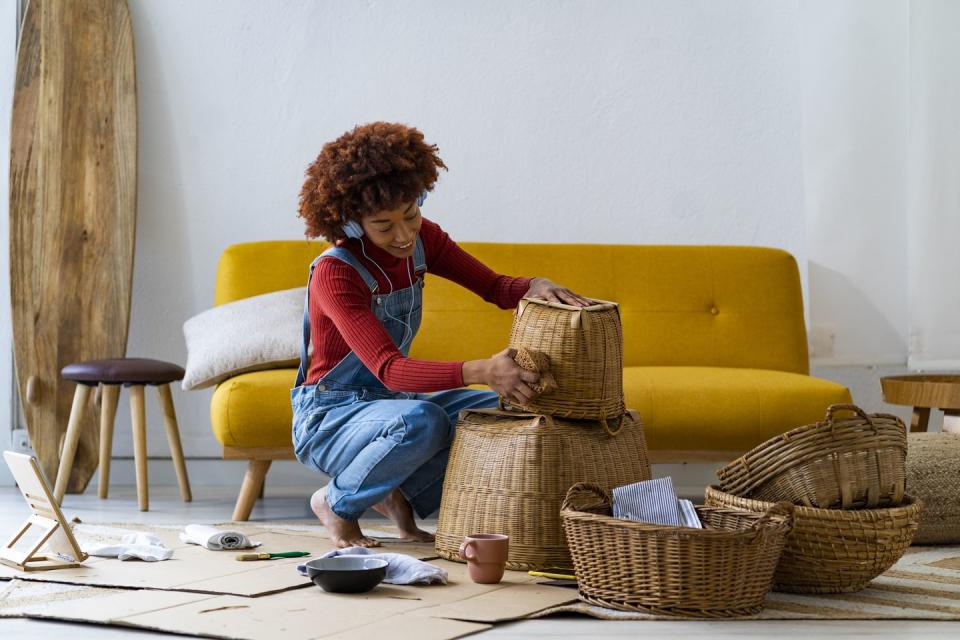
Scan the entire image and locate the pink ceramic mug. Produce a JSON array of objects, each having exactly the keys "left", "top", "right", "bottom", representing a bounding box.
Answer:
[{"left": 459, "top": 533, "right": 509, "bottom": 584}]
